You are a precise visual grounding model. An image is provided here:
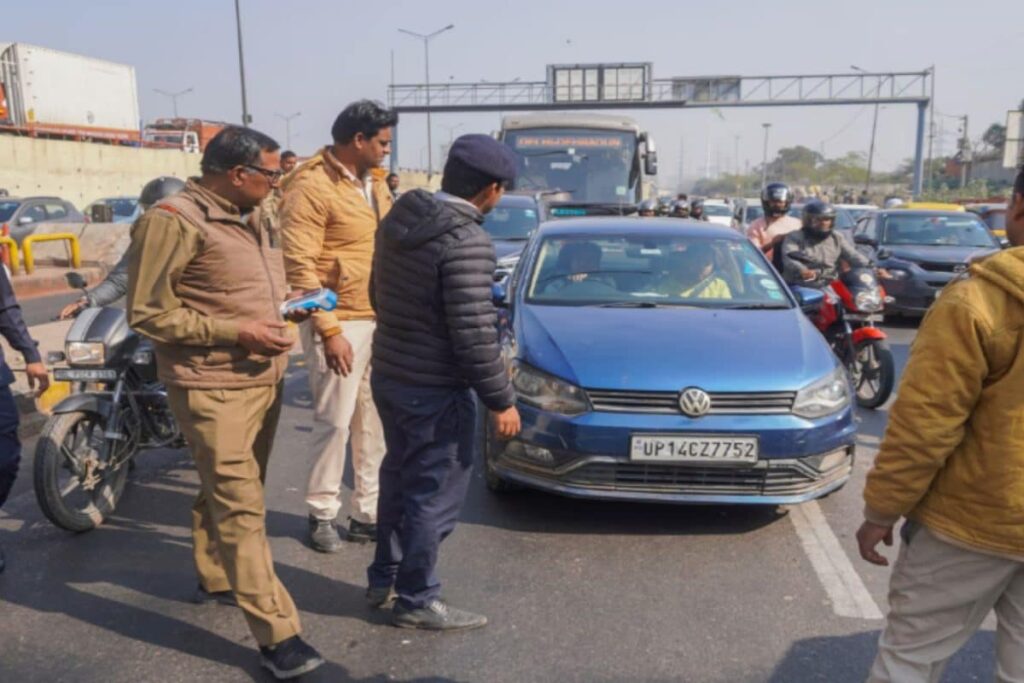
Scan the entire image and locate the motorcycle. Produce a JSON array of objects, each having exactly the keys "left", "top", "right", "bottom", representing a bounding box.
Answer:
[
  {"left": 789, "top": 252, "right": 895, "bottom": 409},
  {"left": 35, "top": 272, "right": 182, "bottom": 532}
]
